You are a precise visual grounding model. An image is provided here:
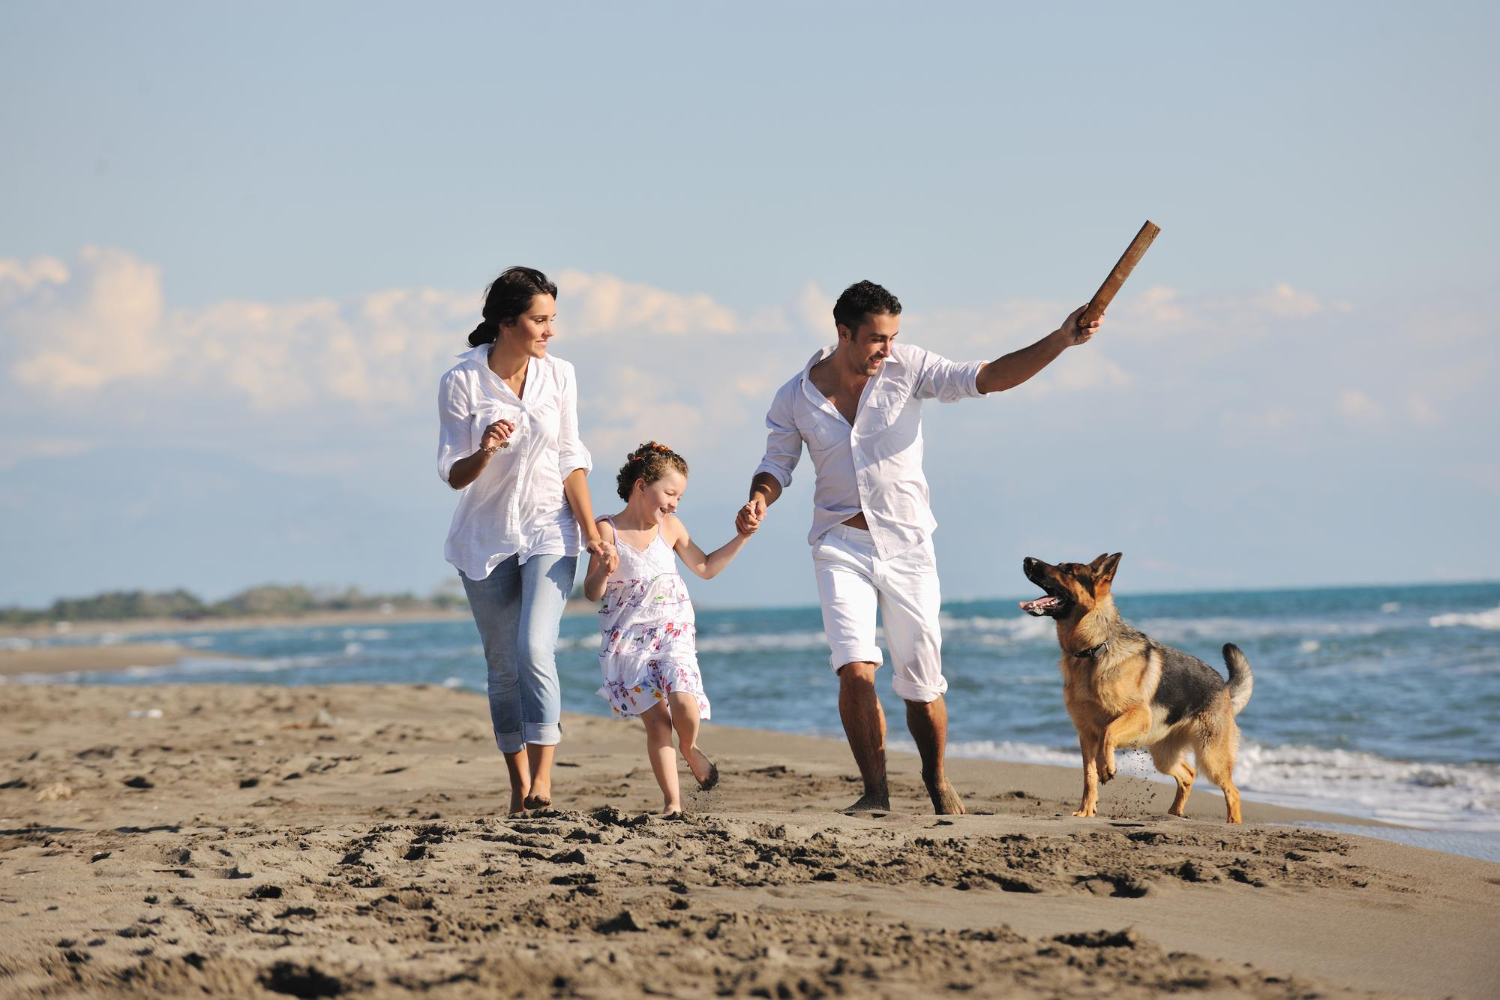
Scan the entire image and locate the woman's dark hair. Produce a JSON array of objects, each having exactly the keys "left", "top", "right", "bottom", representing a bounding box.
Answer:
[
  {"left": 616, "top": 442, "right": 689, "bottom": 501},
  {"left": 468, "top": 266, "right": 559, "bottom": 347},
  {"left": 832, "top": 279, "right": 902, "bottom": 334}
]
